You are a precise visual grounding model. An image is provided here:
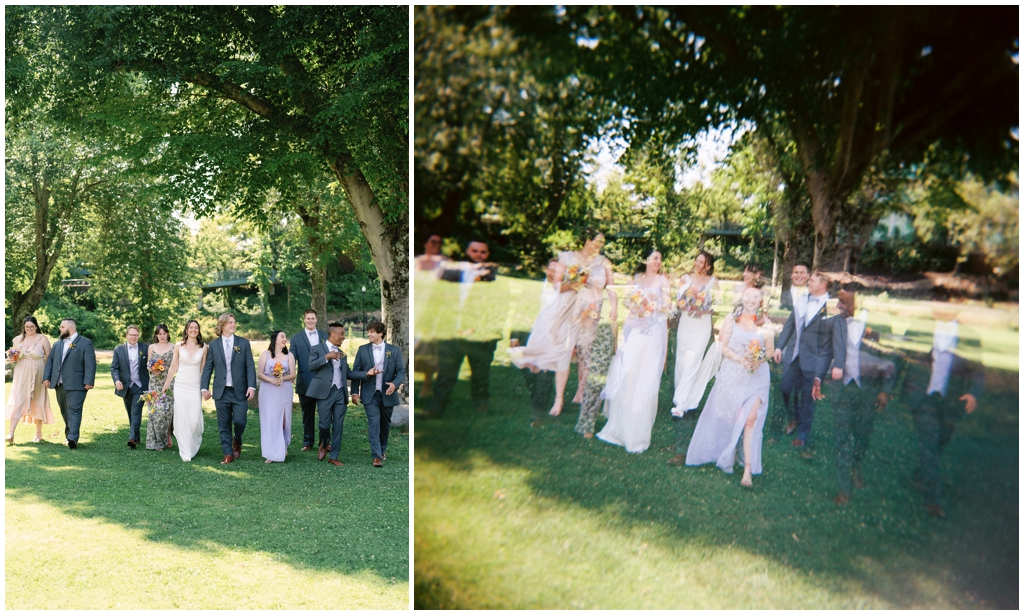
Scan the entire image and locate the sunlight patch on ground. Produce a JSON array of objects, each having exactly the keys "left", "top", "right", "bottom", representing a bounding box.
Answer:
[
  {"left": 415, "top": 455, "right": 966, "bottom": 609},
  {"left": 6, "top": 494, "right": 408, "bottom": 609}
]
